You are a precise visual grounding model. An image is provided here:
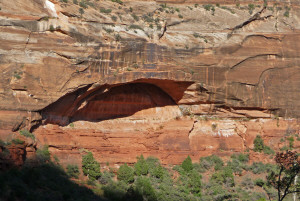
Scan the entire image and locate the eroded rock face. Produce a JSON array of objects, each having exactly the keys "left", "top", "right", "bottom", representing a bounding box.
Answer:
[{"left": 0, "top": 0, "right": 300, "bottom": 165}]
